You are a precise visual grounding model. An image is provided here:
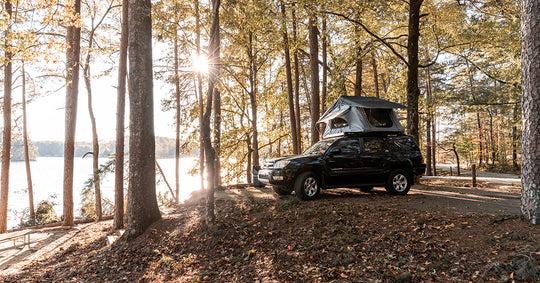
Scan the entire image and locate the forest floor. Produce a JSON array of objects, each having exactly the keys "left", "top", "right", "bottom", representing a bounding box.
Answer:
[{"left": 1, "top": 173, "right": 539, "bottom": 282}]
